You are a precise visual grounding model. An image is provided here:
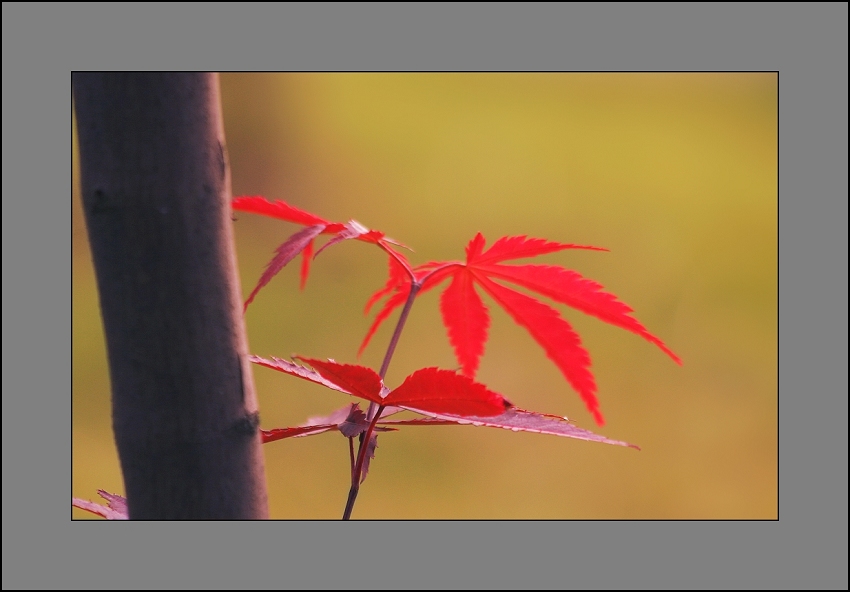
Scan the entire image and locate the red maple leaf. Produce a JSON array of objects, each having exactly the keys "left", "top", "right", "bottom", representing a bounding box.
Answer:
[
  {"left": 260, "top": 402, "right": 637, "bottom": 449},
  {"left": 252, "top": 359, "right": 638, "bottom": 453},
  {"left": 252, "top": 367, "right": 638, "bottom": 449},
  {"left": 232, "top": 196, "right": 407, "bottom": 310},
  {"left": 359, "top": 233, "right": 682, "bottom": 425},
  {"left": 250, "top": 355, "right": 511, "bottom": 417}
]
